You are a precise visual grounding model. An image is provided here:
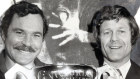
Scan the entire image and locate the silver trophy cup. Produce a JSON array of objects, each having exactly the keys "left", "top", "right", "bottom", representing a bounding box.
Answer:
[{"left": 35, "top": 65, "right": 96, "bottom": 79}]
